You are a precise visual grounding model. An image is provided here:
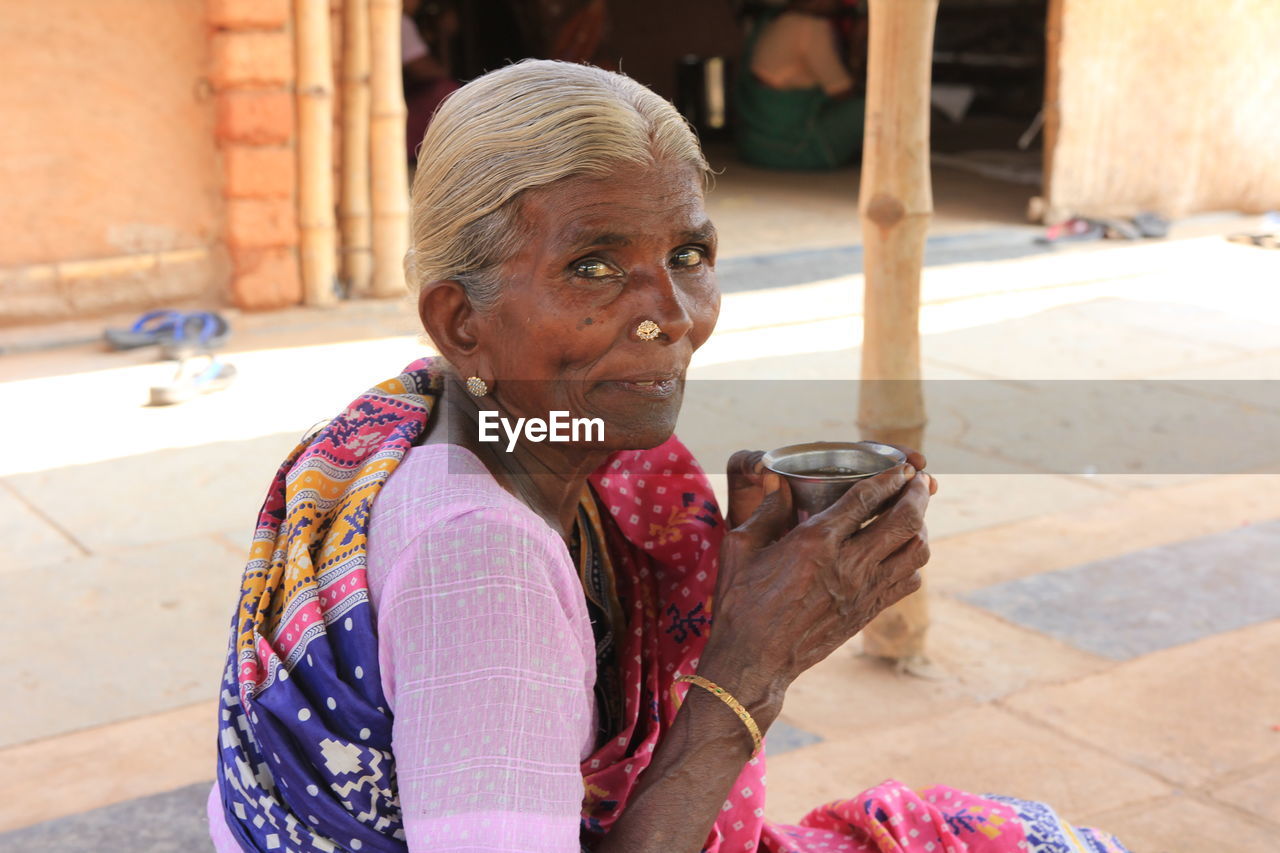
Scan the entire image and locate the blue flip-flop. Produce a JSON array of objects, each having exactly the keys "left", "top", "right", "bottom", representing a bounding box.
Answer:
[
  {"left": 159, "top": 311, "right": 231, "bottom": 359},
  {"left": 104, "top": 310, "right": 183, "bottom": 351}
]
